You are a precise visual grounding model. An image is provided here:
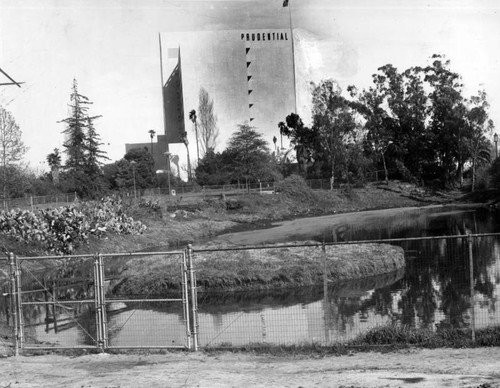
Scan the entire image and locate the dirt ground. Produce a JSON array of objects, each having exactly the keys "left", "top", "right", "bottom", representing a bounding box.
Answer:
[{"left": 1, "top": 347, "right": 499, "bottom": 388}]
